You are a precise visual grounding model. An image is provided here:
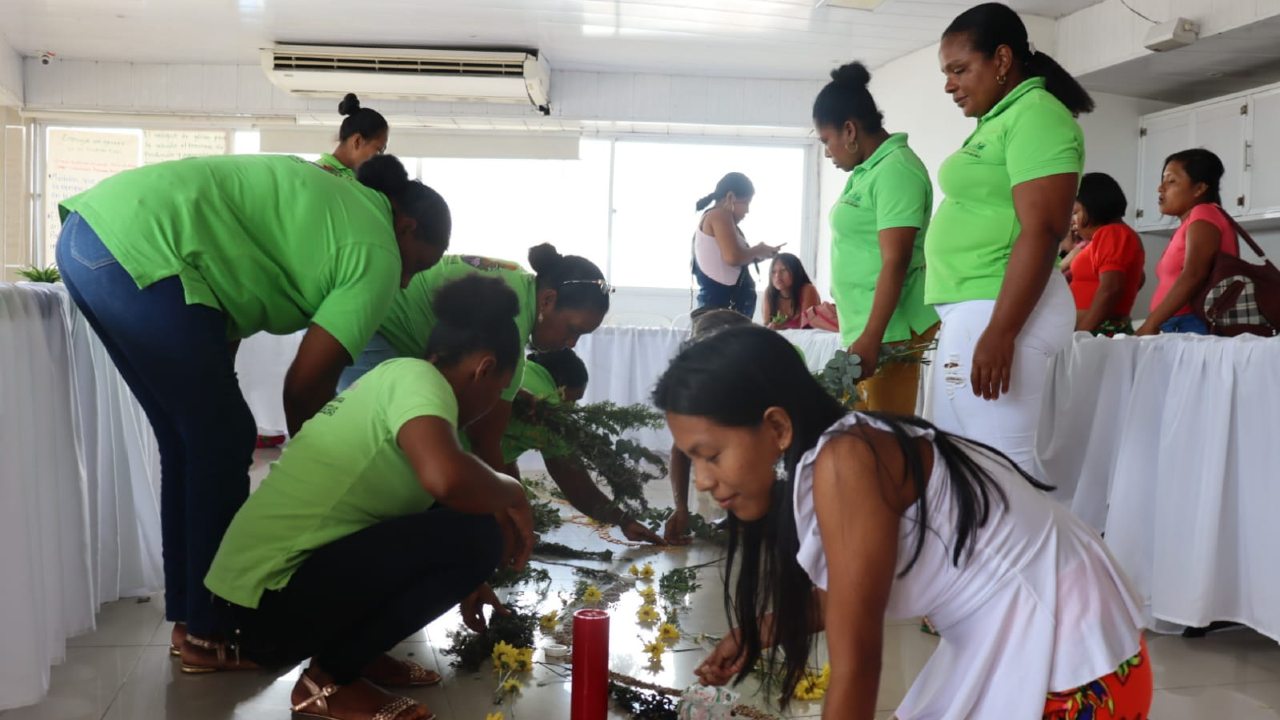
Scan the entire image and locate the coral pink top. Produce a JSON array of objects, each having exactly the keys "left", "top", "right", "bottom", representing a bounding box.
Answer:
[{"left": 1151, "top": 204, "right": 1238, "bottom": 317}]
